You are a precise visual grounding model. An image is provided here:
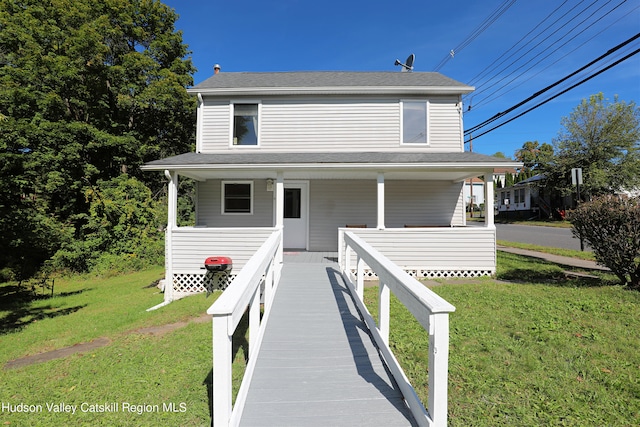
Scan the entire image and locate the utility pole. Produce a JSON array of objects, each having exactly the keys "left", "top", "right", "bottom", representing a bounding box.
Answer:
[{"left": 469, "top": 134, "right": 474, "bottom": 218}]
